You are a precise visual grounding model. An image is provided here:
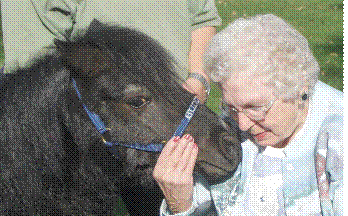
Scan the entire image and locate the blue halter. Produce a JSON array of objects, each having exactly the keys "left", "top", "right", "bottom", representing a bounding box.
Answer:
[{"left": 72, "top": 78, "right": 200, "bottom": 152}]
